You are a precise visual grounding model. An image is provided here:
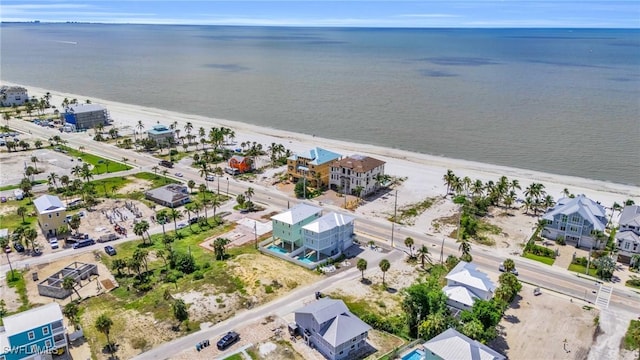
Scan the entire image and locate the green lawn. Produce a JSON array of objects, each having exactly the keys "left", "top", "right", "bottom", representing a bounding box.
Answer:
[
  {"left": 222, "top": 354, "right": 244, "bottom": 360},
  {"left": 626, "top": 275, "right": 640, "bottom": 290},
  {"left": 623, "top": 320, "right": 640, "bottom": 351},
  {"left": 0, "top": 197, "right": 38, "bottom": 230},
  {"left": 0, "top": 180, "right": 47, "bottom": 192},
  {"left": 522, "top": 252, "right": 555, "bottom": 265},
  {"left": 59, "top": 145, "right": 131, "bottom": 174},
  {"left": 6, "top": 271, "right": 30, "bottom": 312},
  {"left": 568, "top": 263, "right": 598, "bottom": 277}
]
